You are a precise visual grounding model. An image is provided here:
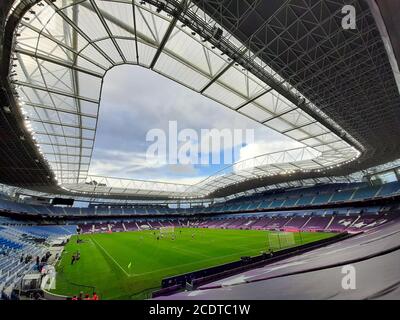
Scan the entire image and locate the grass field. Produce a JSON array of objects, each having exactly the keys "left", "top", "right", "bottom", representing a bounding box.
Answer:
[{"left": 52, "top": 228, "right": 334, "bottom": 299}]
